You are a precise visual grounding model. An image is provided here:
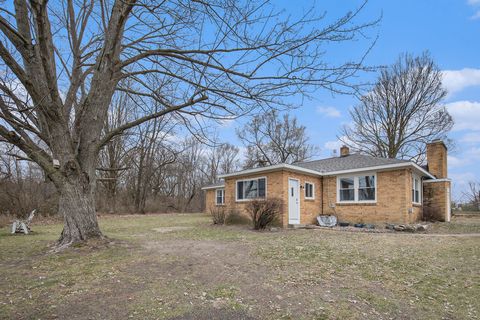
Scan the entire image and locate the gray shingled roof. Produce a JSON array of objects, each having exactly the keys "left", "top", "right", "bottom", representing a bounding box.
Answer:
[
  {"left": 201, "top": 181, "right": 225, "bottom": 189},
  {"left": 293, "top": 153, "right": 409, "bottom": 174}
]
